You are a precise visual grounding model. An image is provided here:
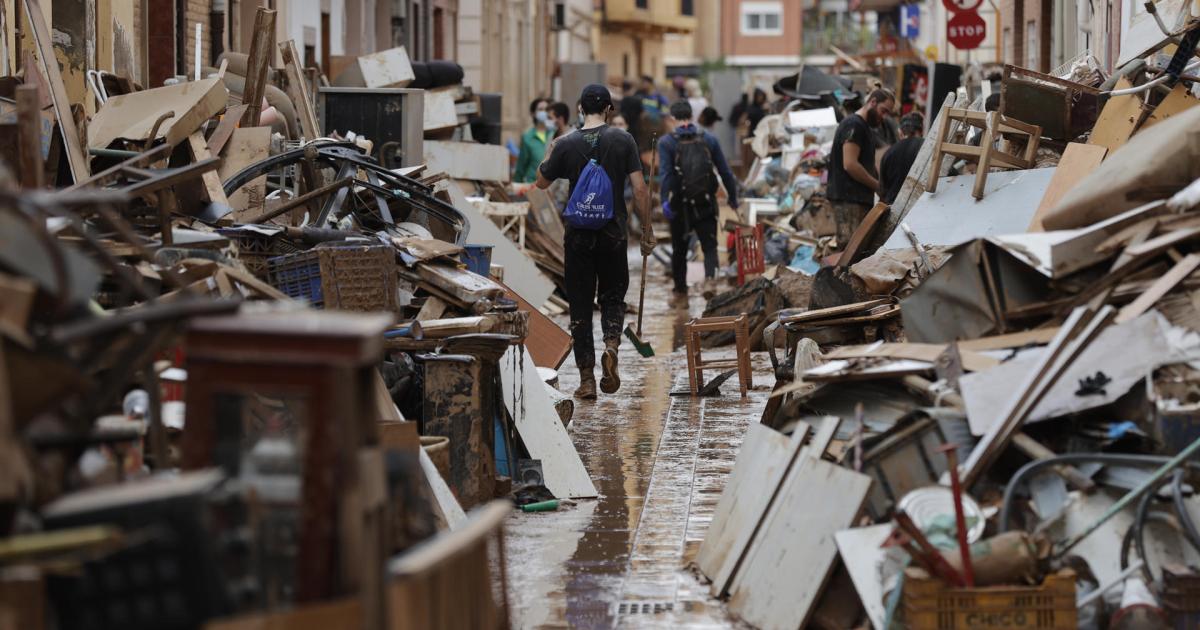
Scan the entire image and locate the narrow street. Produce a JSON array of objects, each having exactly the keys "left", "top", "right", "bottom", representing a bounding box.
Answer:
[{"left": 506, "top": 250, "right": 770, "bottom": 629}]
